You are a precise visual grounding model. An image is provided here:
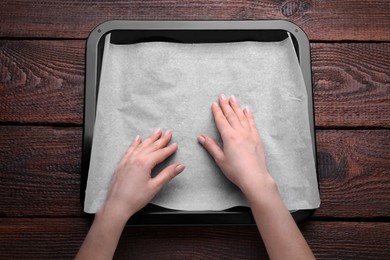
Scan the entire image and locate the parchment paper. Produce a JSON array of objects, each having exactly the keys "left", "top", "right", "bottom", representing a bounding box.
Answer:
[{"left": 84, "top": 33, "right": 320, "bottom": 213}]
